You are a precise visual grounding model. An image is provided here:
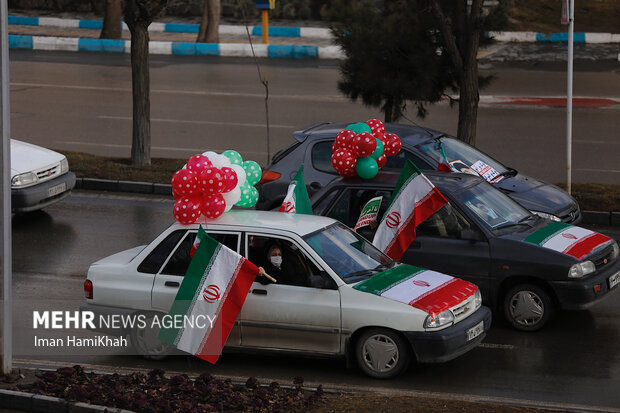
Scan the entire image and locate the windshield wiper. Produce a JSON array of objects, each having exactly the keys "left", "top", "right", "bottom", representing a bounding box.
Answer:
[
  {"left": 493, "top": 215, "right": 533, "bottom": 231},
  {"left": 345, "top": 268, "right": 381, "bottom": 280},
  {"left": 498, "top": 167, "right": 518, "bottom": 178}
]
